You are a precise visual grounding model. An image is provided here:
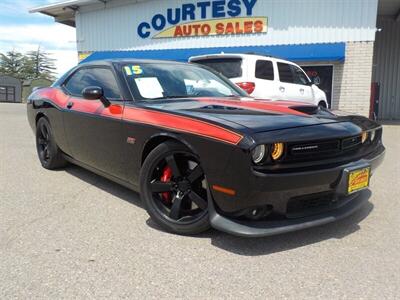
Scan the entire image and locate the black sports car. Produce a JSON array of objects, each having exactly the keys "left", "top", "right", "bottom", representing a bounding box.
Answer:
[{"left": 27, "top": 59, "right": 385, "bottom": 237}]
